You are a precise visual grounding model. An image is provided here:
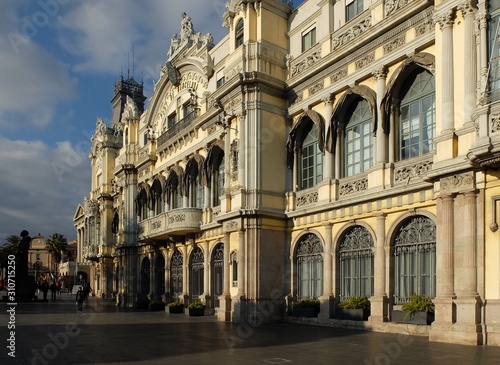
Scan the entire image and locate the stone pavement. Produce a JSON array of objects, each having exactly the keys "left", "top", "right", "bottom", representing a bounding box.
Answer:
[{"left": 1, "top": 293, "right": 500, "bottom": 365}]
